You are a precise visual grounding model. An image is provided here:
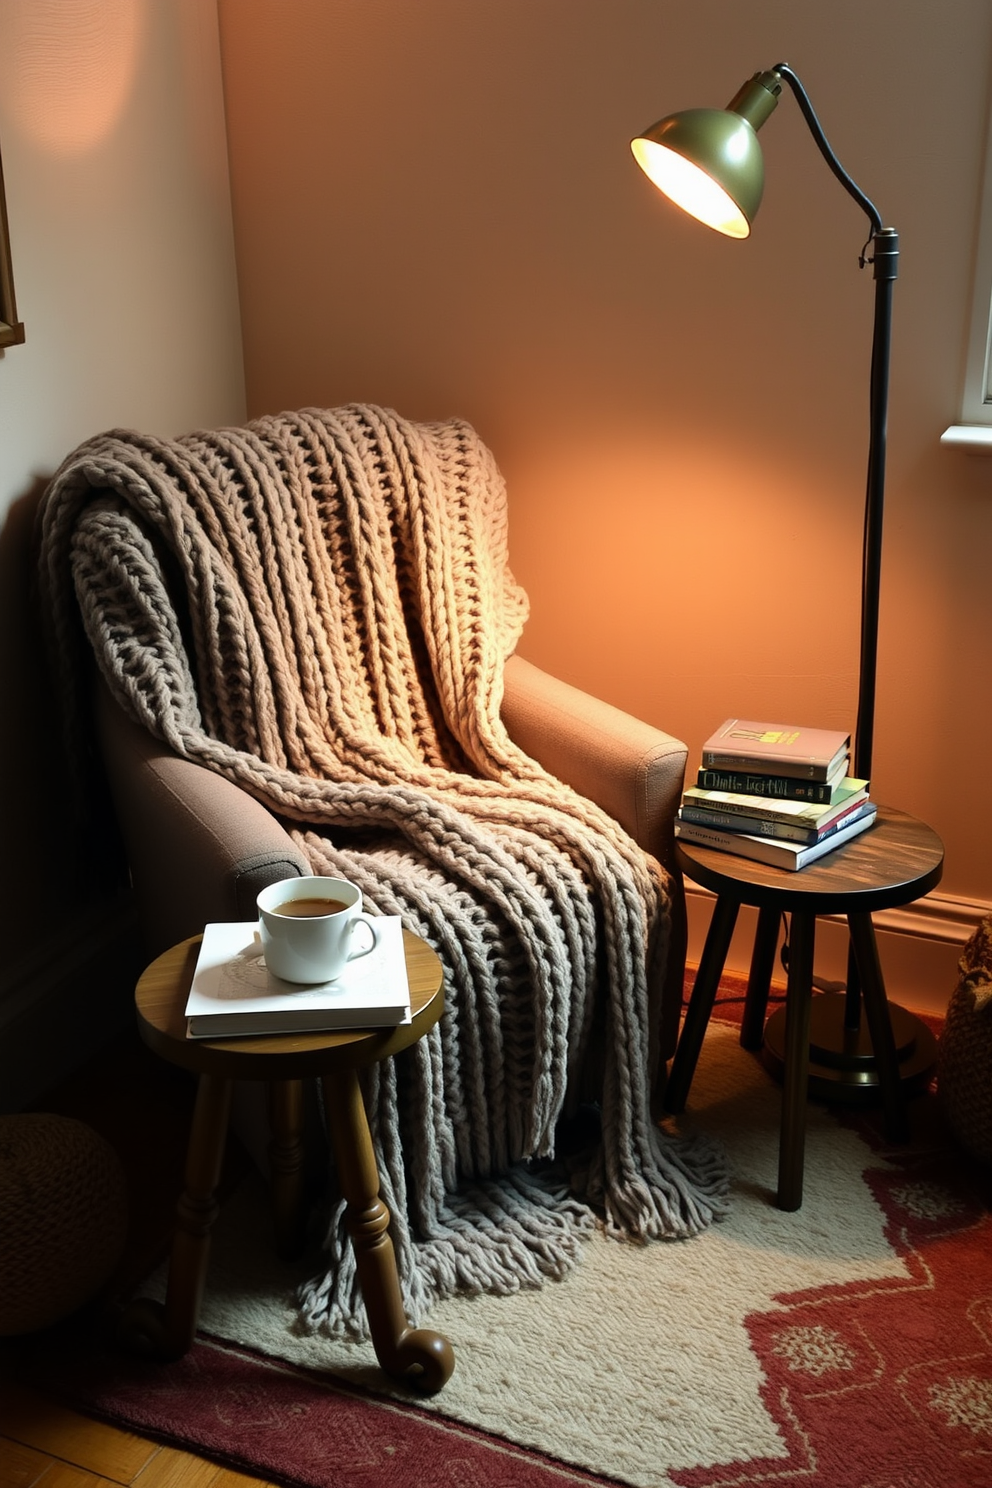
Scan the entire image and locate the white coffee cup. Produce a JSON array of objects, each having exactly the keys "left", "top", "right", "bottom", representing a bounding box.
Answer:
[{"left": 256, "top": 876, "right": 381, "bottom": 984}]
